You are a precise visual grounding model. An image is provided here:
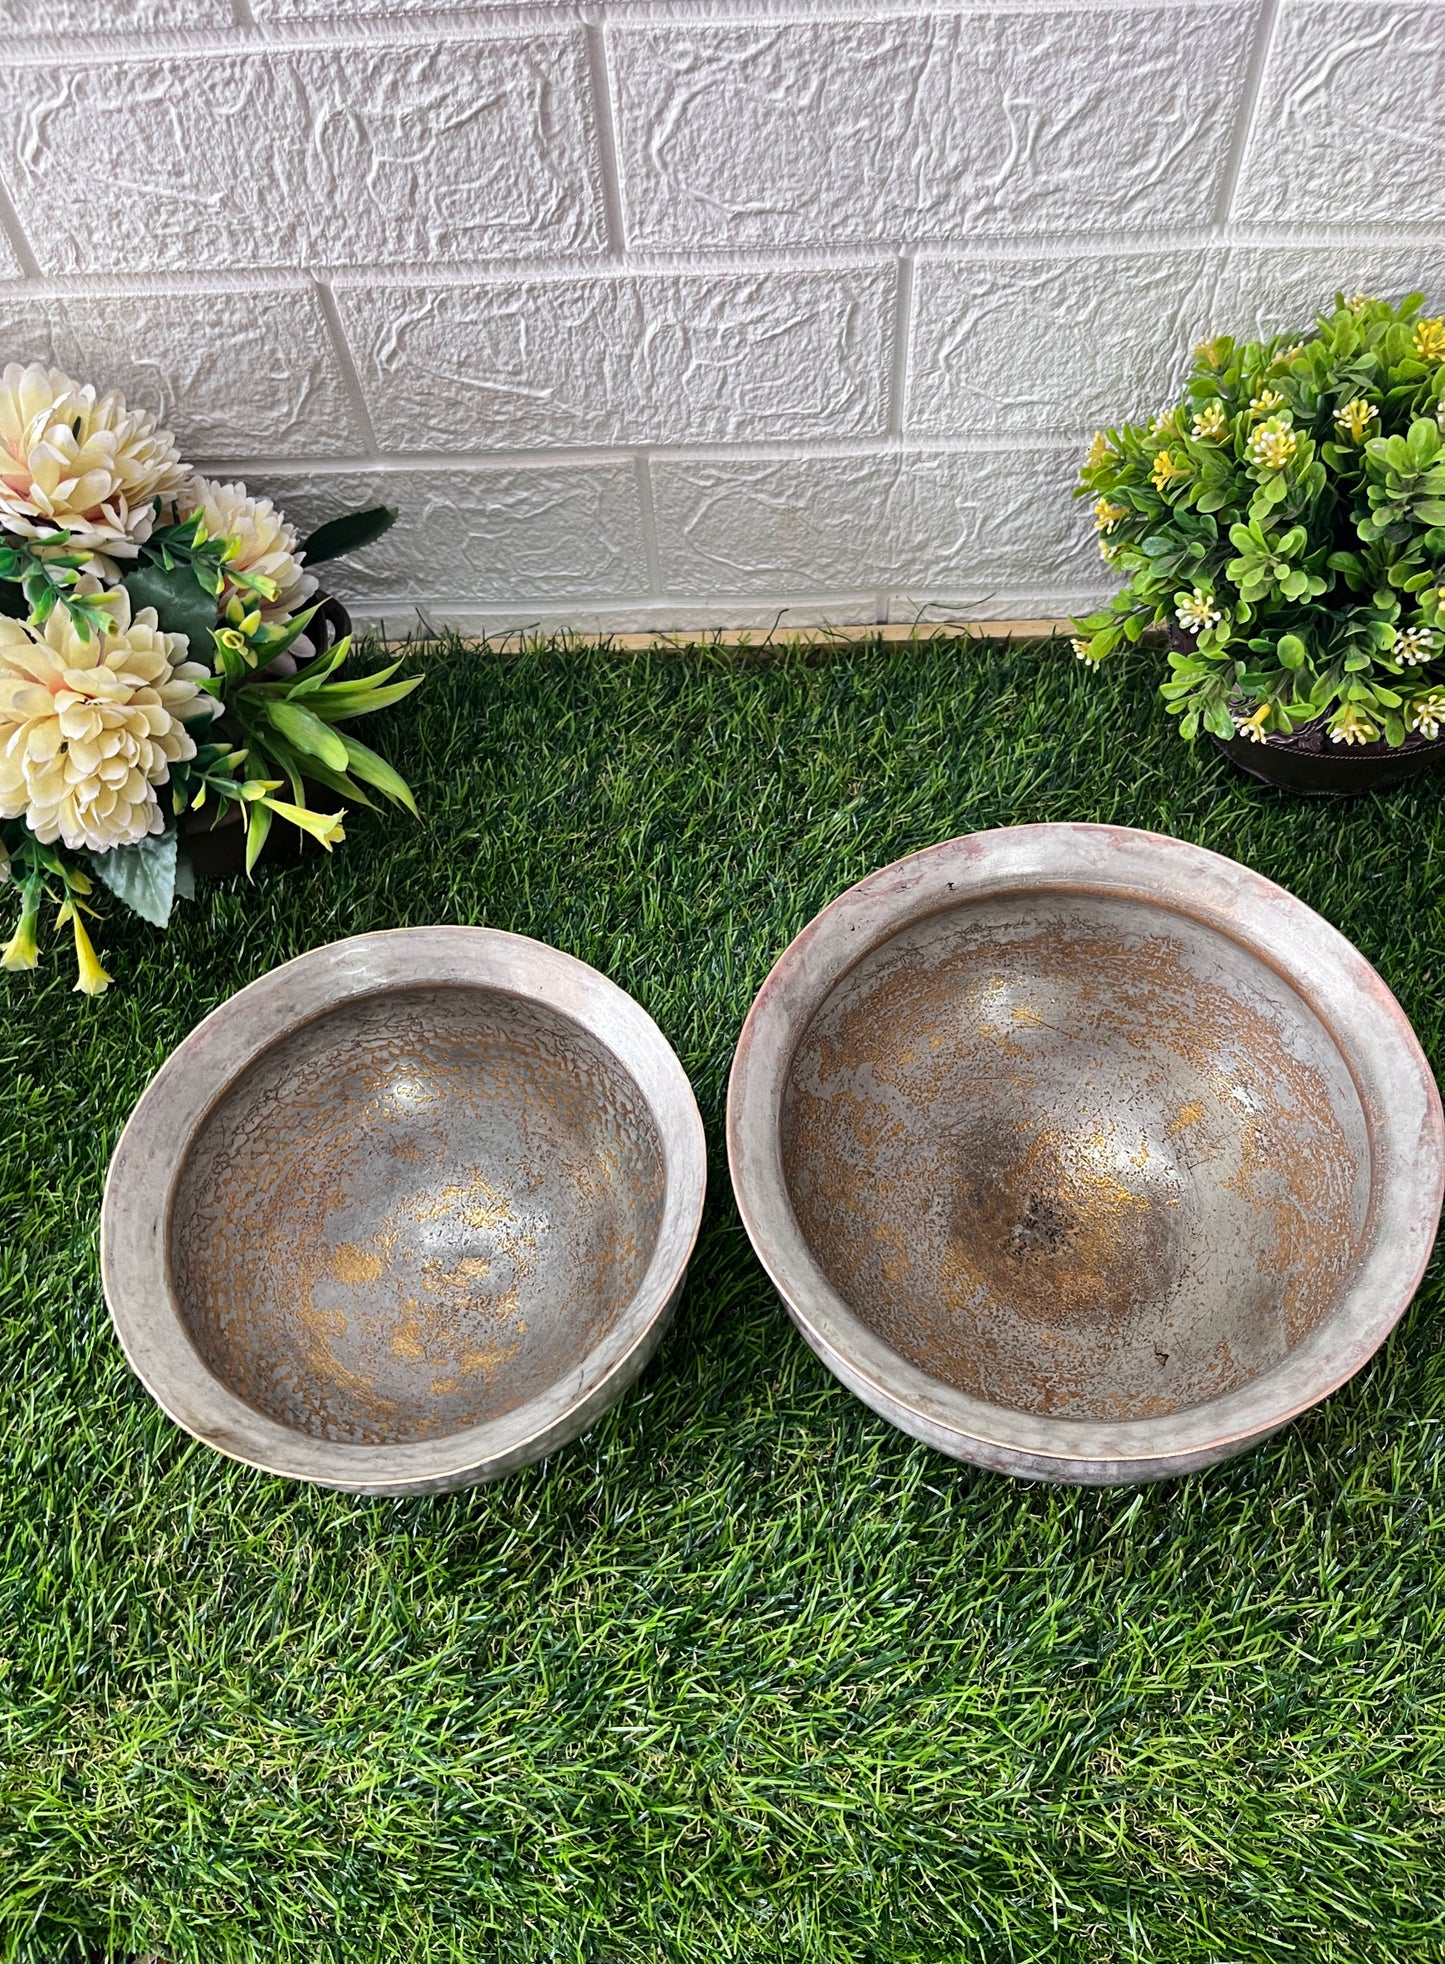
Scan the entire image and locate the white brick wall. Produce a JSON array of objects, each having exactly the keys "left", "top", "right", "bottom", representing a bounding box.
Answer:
[{"left": 2, "top": 0, "right": 1442, "bottom": 634}]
